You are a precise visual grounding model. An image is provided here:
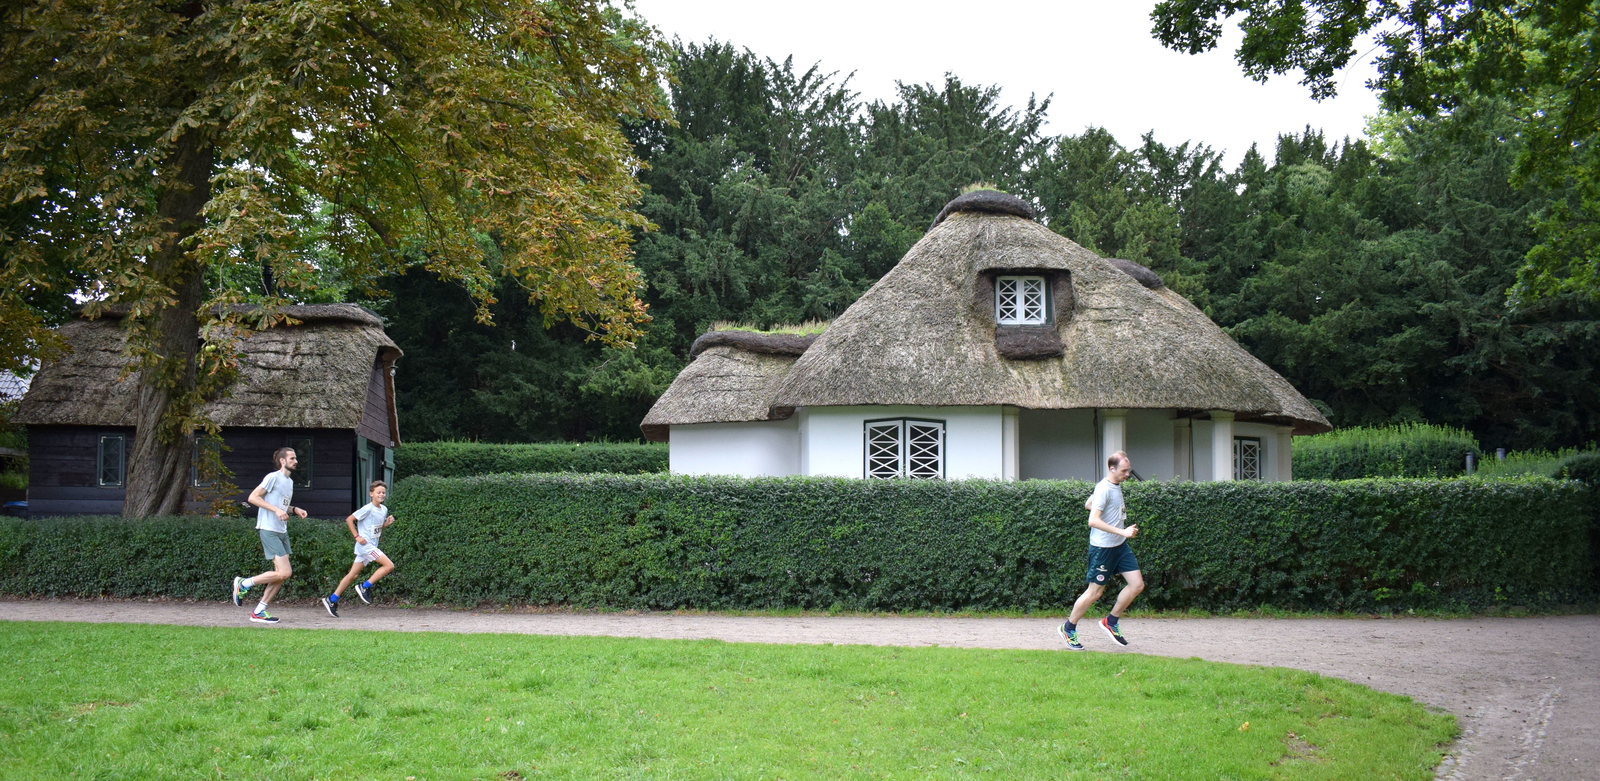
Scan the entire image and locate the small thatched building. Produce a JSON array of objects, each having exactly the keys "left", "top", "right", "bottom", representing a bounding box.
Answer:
[
  {"left": 642, "top": 191, "right": 1330, "bottom": 482},
  {"left": 15, "top": 304, "right": 401, "bottom": 517}
]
